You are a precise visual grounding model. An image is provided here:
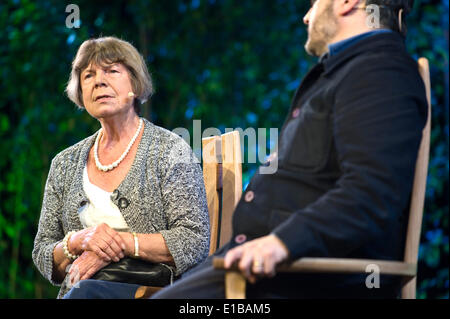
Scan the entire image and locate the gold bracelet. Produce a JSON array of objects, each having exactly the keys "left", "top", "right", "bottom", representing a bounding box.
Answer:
[{"left": 132, "top": 232, "right": 139, "bottom": 257}]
